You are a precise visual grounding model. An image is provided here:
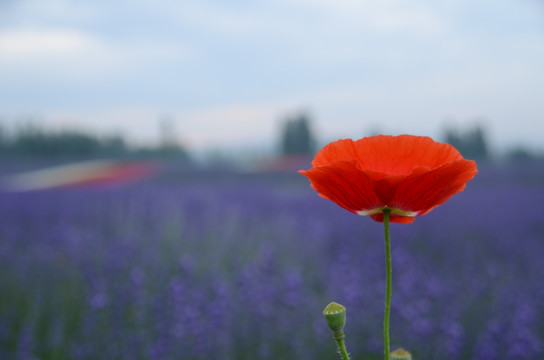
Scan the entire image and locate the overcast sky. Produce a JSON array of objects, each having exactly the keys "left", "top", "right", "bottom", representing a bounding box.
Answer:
[{"left": 0, "top": 0, "right": 543, "bottom": 153}]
